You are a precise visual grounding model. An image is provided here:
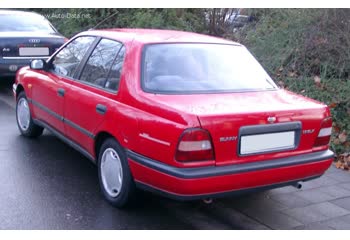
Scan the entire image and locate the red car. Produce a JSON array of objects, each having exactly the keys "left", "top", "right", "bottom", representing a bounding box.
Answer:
[{"left": 13, "top": 29, "right": 334, "bottom": 208}]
